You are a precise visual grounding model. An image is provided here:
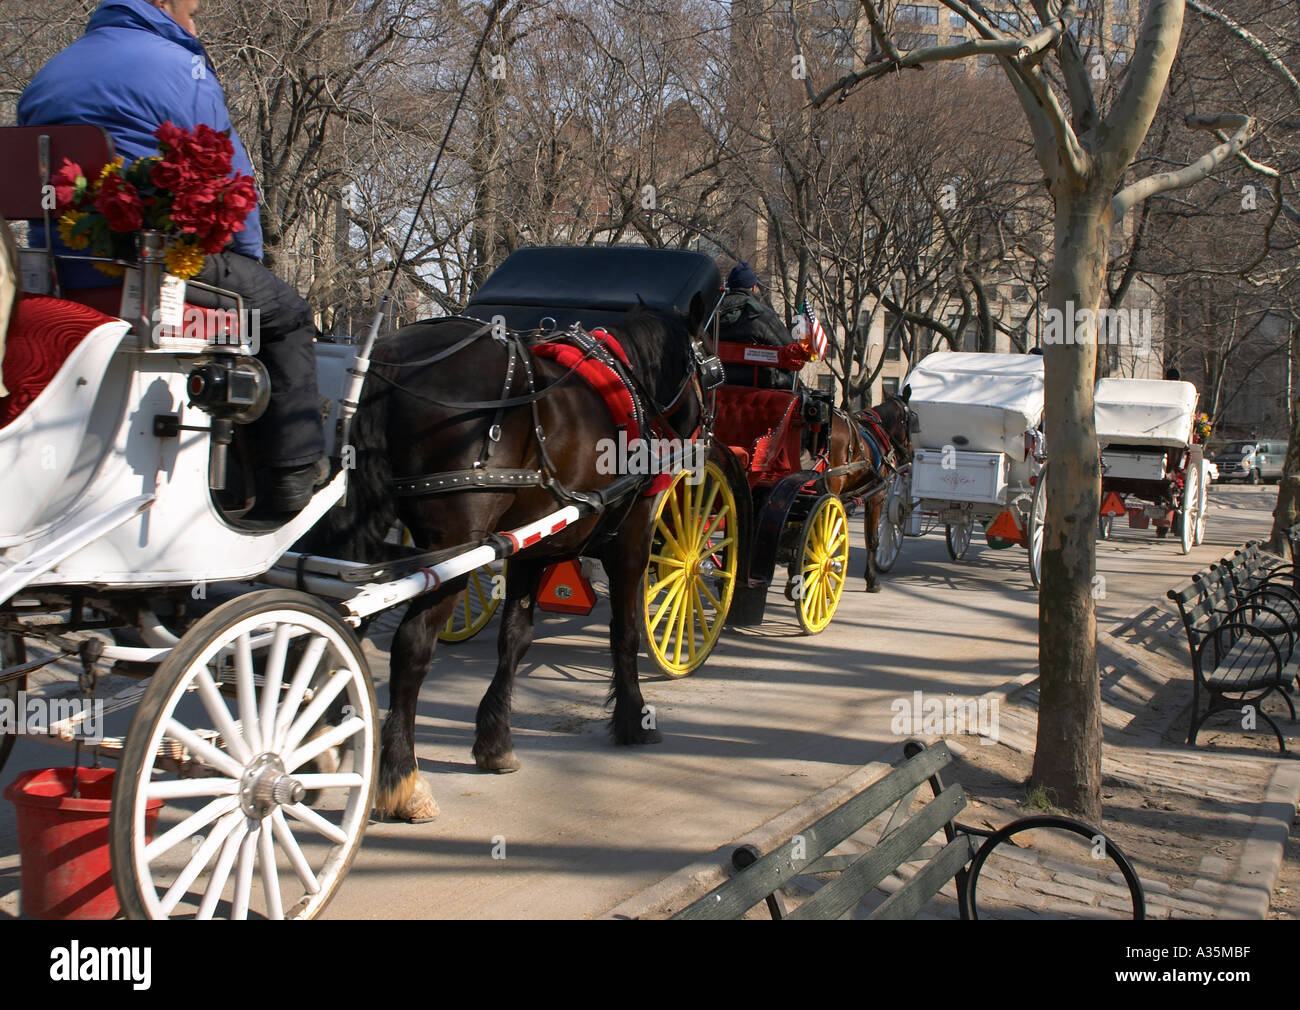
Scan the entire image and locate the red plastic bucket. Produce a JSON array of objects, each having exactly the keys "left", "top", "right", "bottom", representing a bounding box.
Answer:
[{"left": 3, "top": 767, "right": 163, "bottom": 920}]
